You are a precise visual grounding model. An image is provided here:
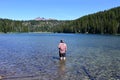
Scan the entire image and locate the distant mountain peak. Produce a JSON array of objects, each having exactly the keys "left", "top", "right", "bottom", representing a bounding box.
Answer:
[{"left": 34, "top": 17, "right": 56, "bottom": 21}]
